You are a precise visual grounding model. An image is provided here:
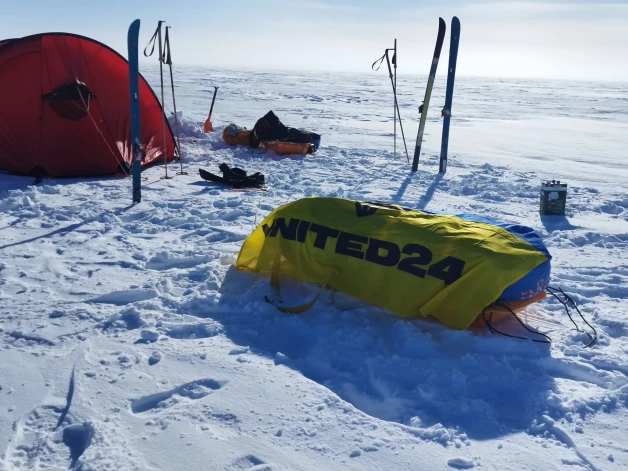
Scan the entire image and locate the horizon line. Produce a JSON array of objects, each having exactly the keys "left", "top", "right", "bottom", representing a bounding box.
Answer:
[{"left": 138, "top": 61, "right": 628, "bottom": 85}]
